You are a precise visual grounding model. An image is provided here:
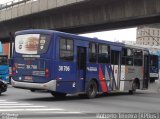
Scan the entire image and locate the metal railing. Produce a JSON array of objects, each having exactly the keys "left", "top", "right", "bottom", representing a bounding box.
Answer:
[{"left": 0, "top": 0, "right": 38, "bottom": 10}]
